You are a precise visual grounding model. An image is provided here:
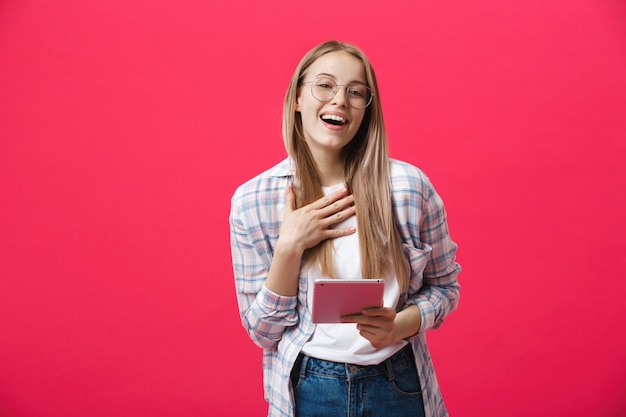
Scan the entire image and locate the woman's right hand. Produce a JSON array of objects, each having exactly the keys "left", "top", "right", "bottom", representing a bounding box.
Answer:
[
  {"left": 277, "top": 185, "right": 356, "bottom": 254},
  {"left": 264, "top": 185, "right": 356, "bottom": 296}
]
